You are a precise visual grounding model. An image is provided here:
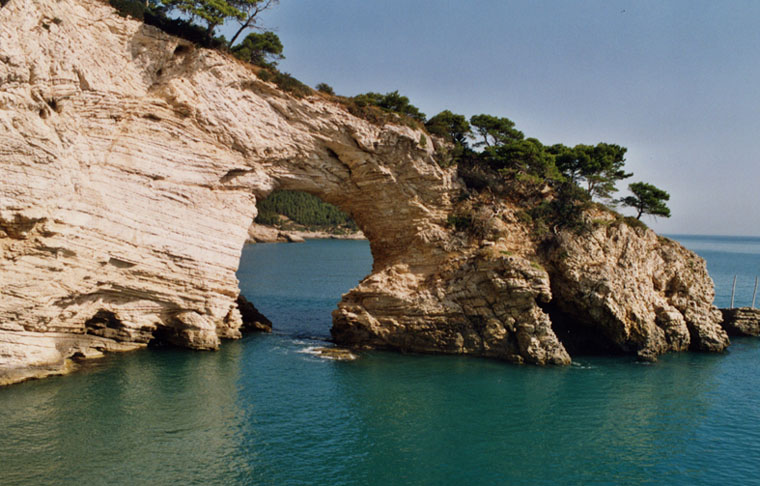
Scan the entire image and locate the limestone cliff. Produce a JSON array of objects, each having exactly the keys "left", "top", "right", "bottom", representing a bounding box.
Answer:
[{"left": 0, "top": 0, "right": 728, "bottom": 385}]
